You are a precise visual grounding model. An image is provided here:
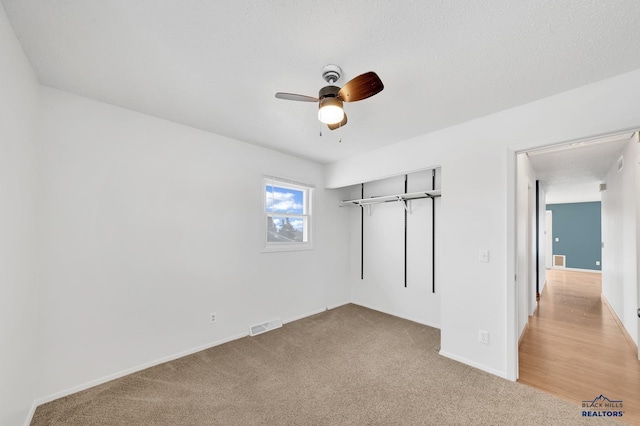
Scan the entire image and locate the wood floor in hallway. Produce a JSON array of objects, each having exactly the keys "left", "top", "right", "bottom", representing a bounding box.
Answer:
[{"left": 518, "top": 269, "right": 640, "bottom": 425}]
